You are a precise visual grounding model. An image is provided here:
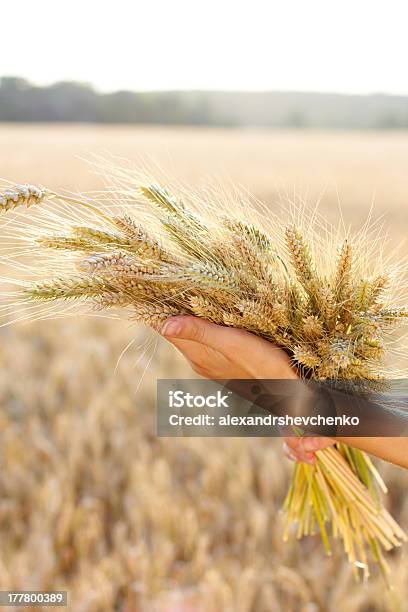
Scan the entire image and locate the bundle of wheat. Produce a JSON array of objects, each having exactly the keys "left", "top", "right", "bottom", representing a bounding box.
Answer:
[{"left": 0, "top": 171, "right": 407, "bottom": 581}]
